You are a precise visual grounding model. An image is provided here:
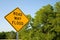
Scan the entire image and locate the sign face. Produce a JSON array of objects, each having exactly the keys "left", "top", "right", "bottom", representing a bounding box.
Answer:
[{"left": 5, "top": 7, "right": 29, "bottom": 32}]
